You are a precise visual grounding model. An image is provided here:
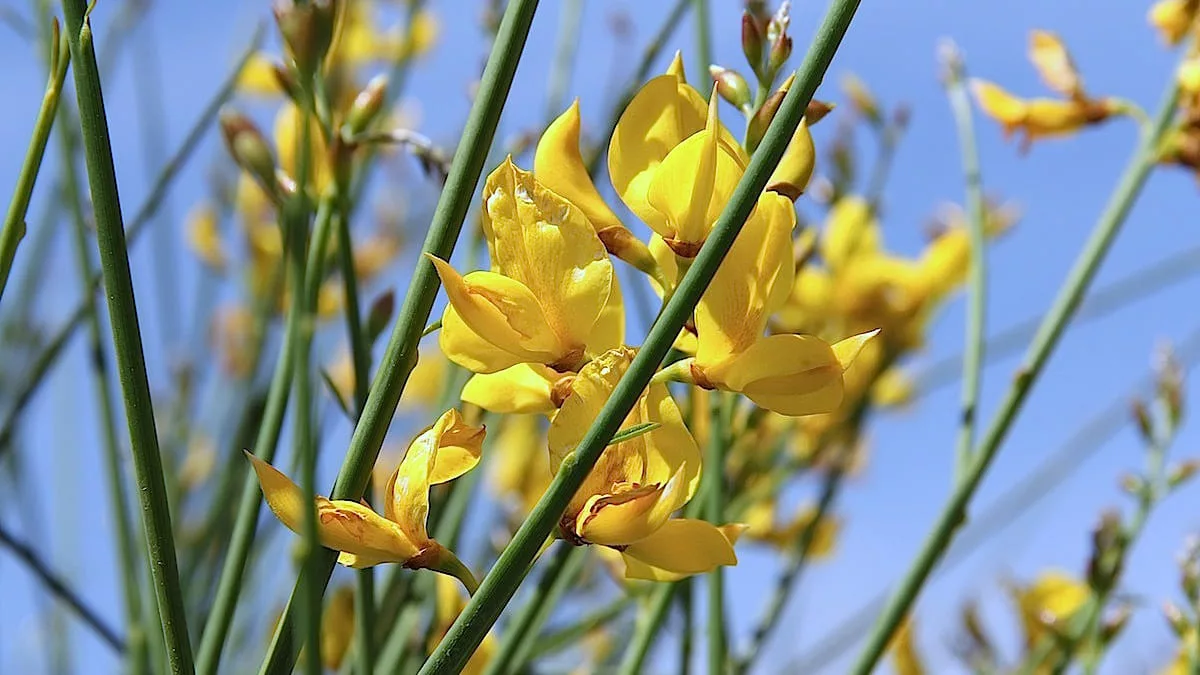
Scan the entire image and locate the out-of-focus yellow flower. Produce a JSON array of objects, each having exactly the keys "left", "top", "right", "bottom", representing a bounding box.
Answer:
[
  {"left": 677, "top": 189, "right": 876, "bottom": 416},
  {"left": 888, "top": 615, "right": 927, "bottom": 675},
  {"left": 1158, "top": 633, "right": 1199, "bottom": 674},
  {"left": 489, "top": 414, "right": 550, "bottom": 515},
  {"left": 180, "top": 434, "right": 218, "bottom": 491},
  {"left": 1179, "top": 56, "right": 1200, "bottom": 94},
  {"left": 971, "top": 32, "right": 1119, "bottom": 148},
  {"left": 742, "top": 501, "right": 839, "bottom": 557},
  {"left": 237, "top": 52, "right": 284, "bottom": 96},
  {"left": 1009, "top": 570, "right": 1090, "bottom": 649},
  {"left": 1149, "top": 0, "right": 1200, "bottom": 45},
  {"left": 430, "top": 575, "right": 495, "bottom": 675},
  {"left": 351, "top": 231, "right": 402, "bottom": 281},
  {"left": 321, "top": 586, "right": 356, "bottom": 671},
  {"left": 185, "top": 202, "right": 227, "bottom": 271},
  {"left": 608, "top": 57, "right": 746, "bottom": 257},
  {"left": 871, "top": 367, "right": 915, "bottom": 408},
  {"left": 274, "top": 100, "right": 331, "bottom": 194},
  {"left": 432, "top": 158, "right": 618, "bottom": 375},
  {"left": 549, "top": 348, "right": 744, "bottom": 581},
  {"left": 399, "top": 346, "right": 449, "bottom": 410},
  {"left": 212, "top": 304, "right": 258, "bottom": 378},
  {"left": 247, "top": 409, "right": 484, "bottom": 589}
]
